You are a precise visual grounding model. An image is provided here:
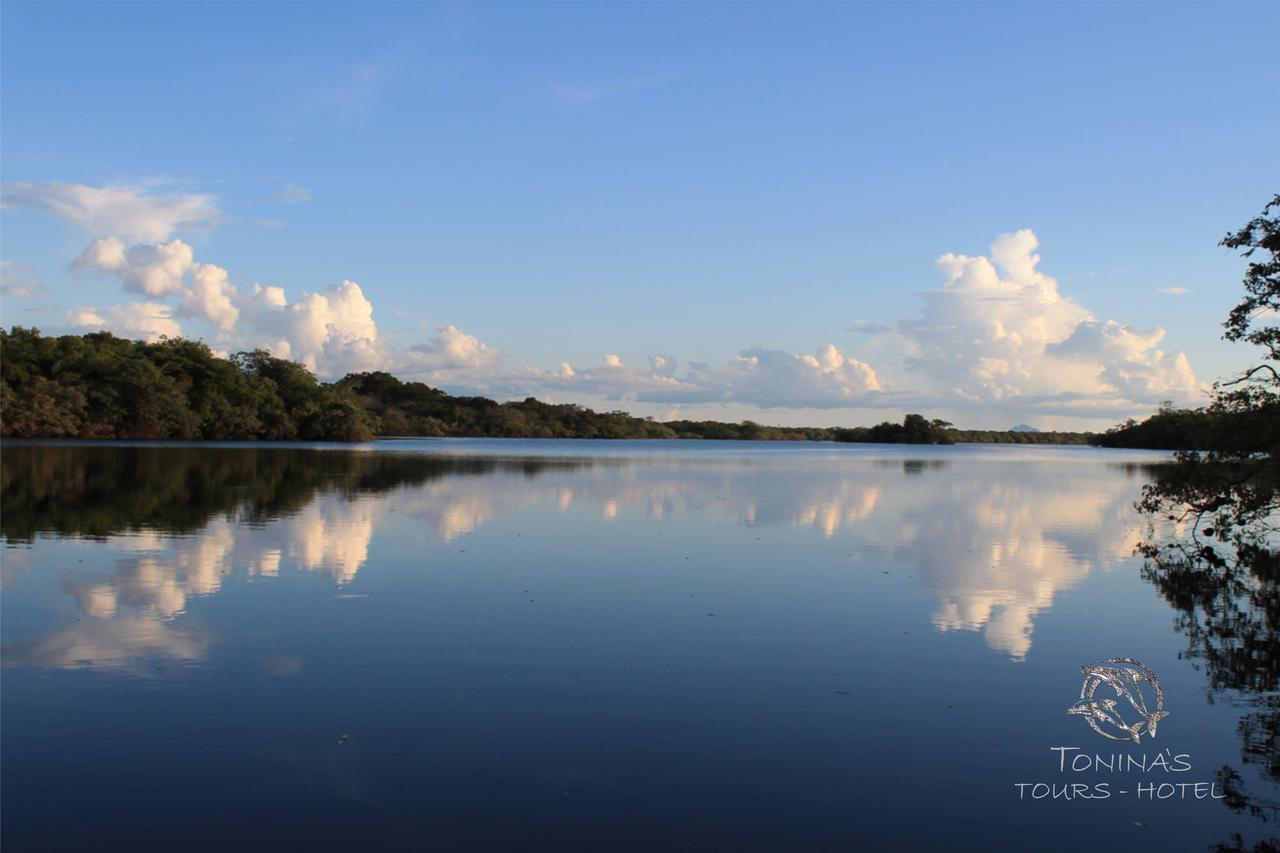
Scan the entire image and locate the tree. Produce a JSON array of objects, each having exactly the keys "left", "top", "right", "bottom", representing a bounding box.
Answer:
[
  {"left": 1223, "top": 194, "right": 1280, "bottom": 364},
  {"left": 1133, "top": 196, "right": 1280, "bottom": 852}
]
